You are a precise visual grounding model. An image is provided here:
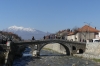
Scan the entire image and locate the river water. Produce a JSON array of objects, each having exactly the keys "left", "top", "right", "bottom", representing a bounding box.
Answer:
[{"left": 13, "top": 47, "right": 100, "bottom": 66}]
